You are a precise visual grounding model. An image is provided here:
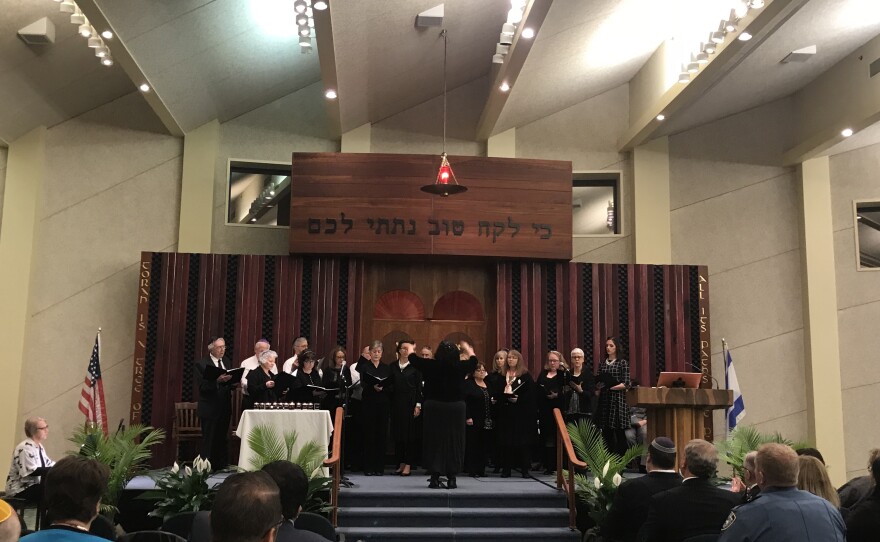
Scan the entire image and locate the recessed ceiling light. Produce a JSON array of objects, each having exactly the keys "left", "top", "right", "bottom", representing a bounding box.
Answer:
[
  {"left": 521, "top": 27, "right": 535, "bottom": 39},
  {"left": 325, "top": 89, "right": 337, "bottom": 99},
  {"left": 499, "top": 81, "right": 510, "bottom": 92},
  {"left": 656, "top": 114, "right": 666, "bottom": 121},
  {"left": 749, "top": 0, "right": 765, "bottom": 8},
  {"left": 250, "top": 218, "right": 257, "bottom": 223},
  {"left": 842, "top": 128, "right": 854, "bottom": 137},
  {"left": 738, "top": 31, "right": 752, "bottom": 41},
  {"left": 139, "top": 83, "right": 150, "bottom": 92},
  {"left": 313, "top": 0, "right": 327, "bottom": 9},
  {"left": 101, "top": 57, "right": 114, "bottom": 66},
  {"left": 101, "top": 30, "right": 113, "bottom": 39}
]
